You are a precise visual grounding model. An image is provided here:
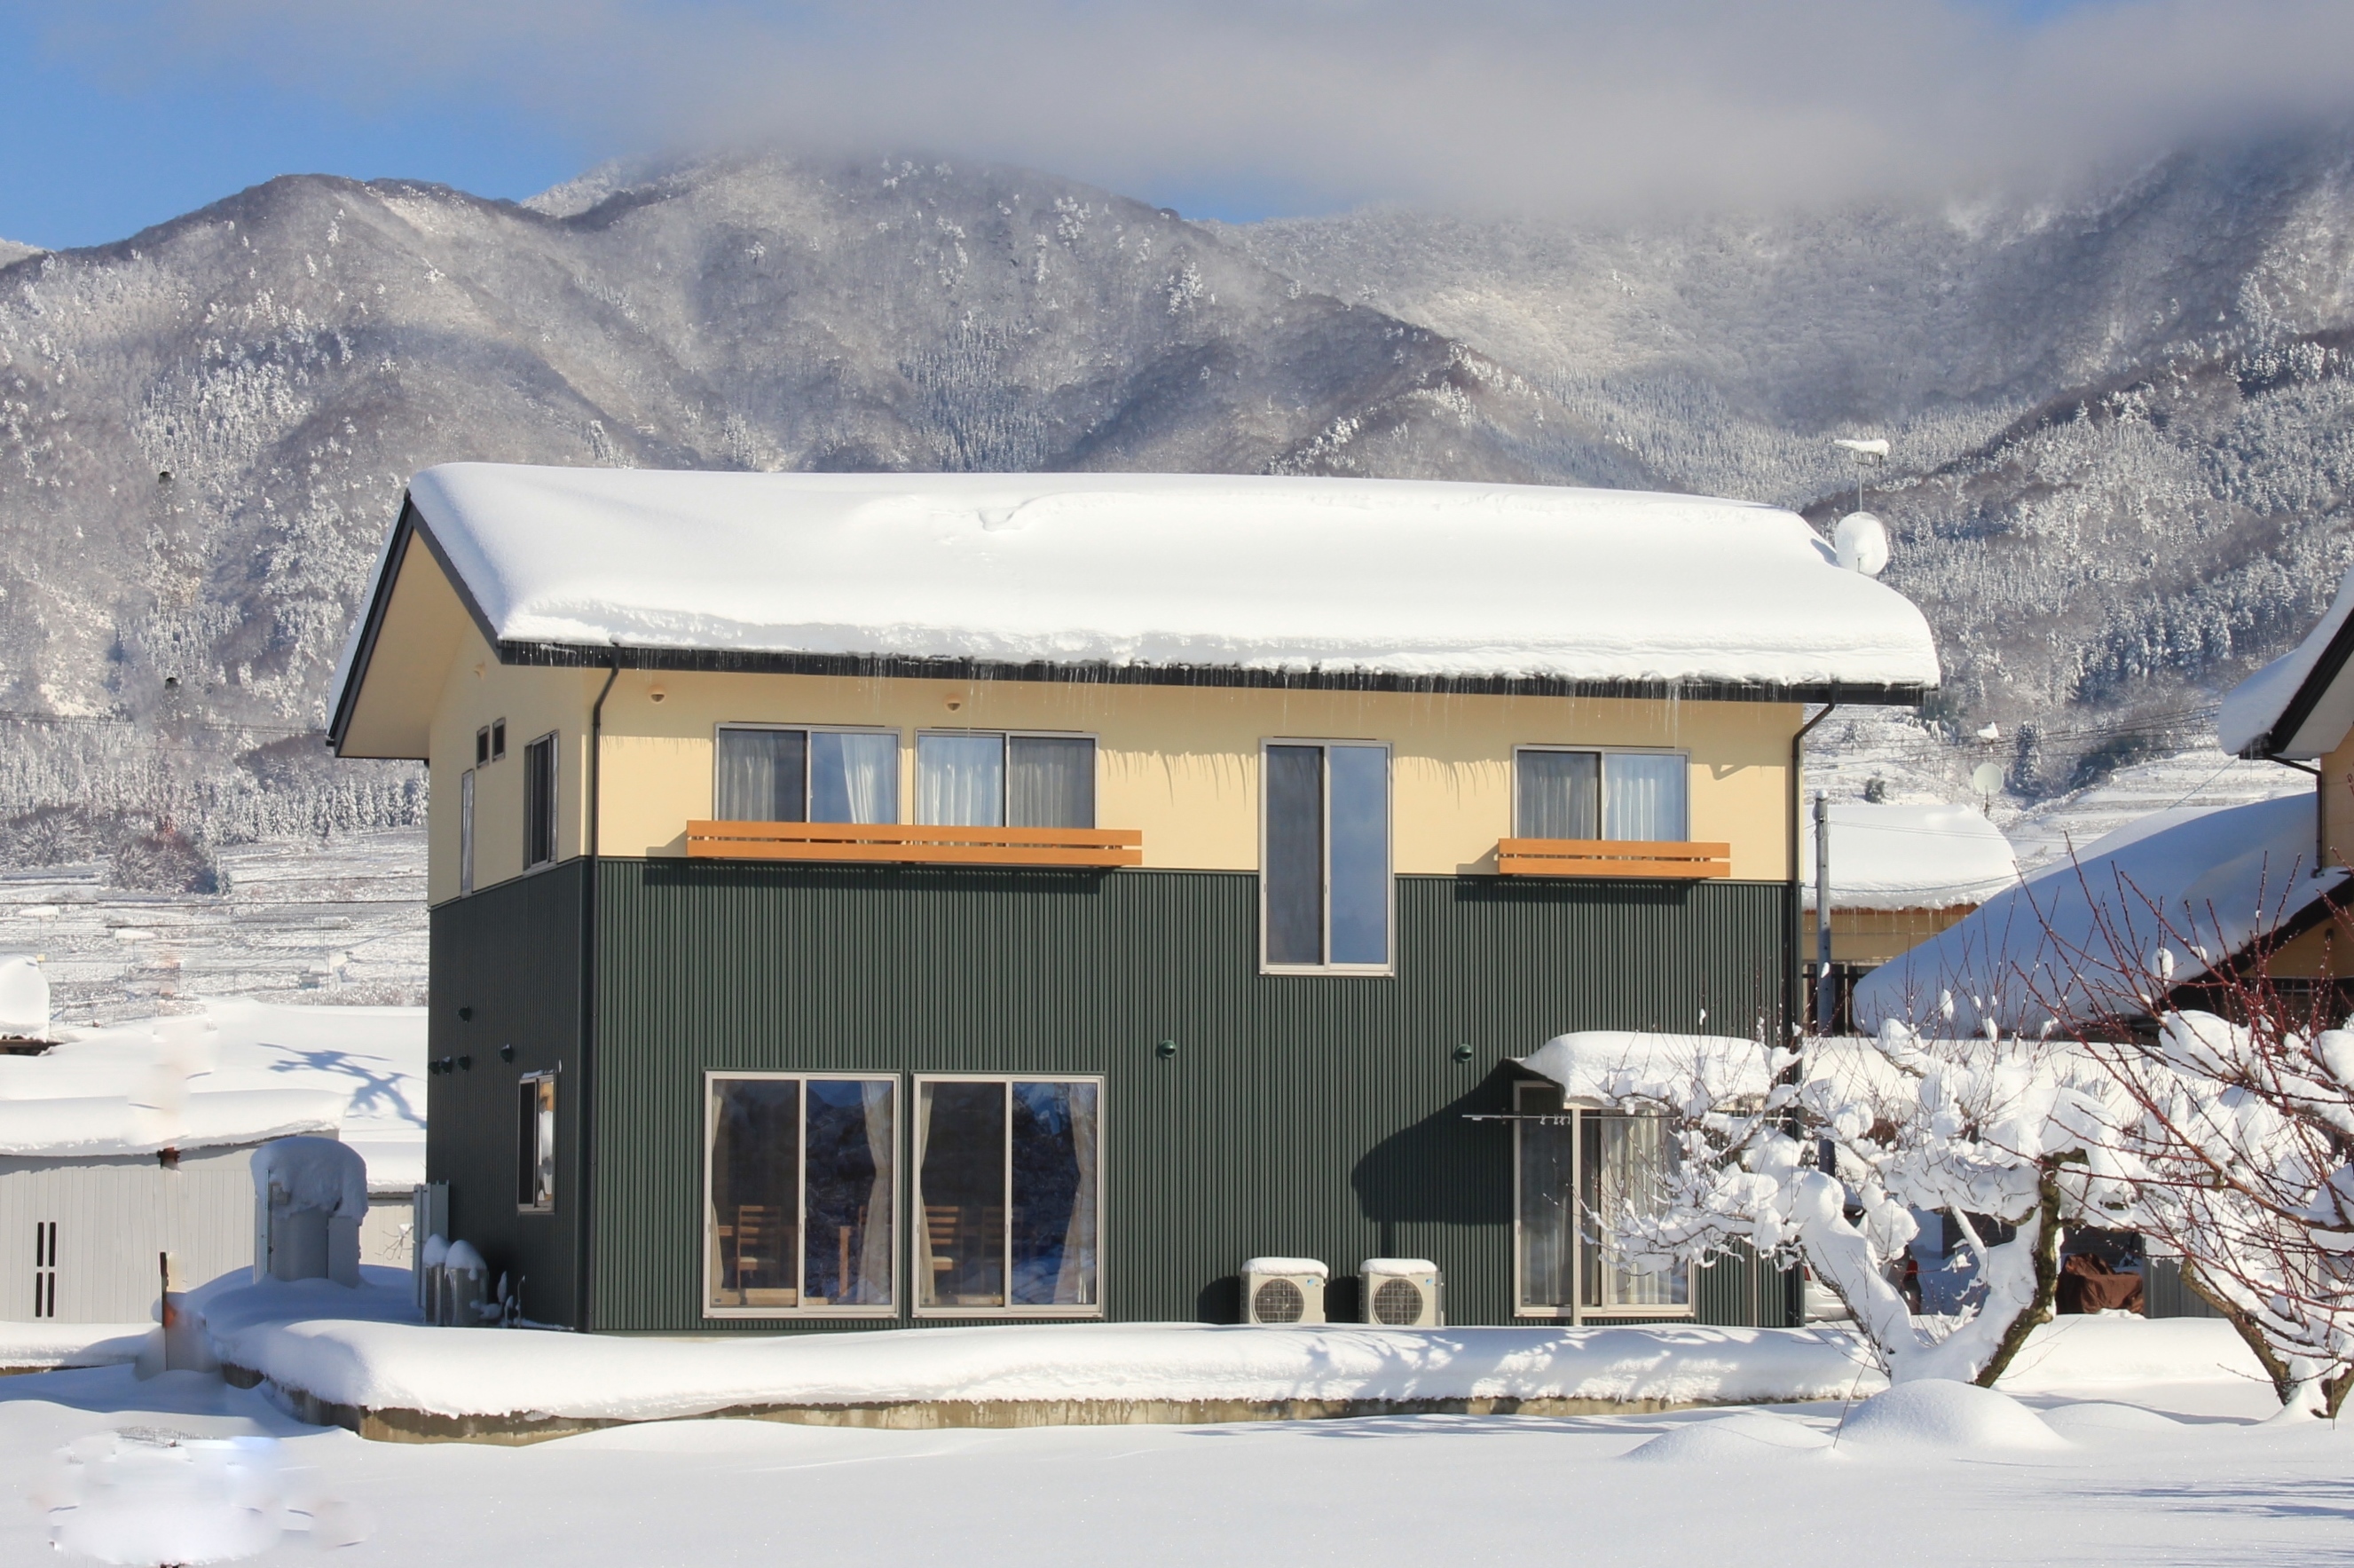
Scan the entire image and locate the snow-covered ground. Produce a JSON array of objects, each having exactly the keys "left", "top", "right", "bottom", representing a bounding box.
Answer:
[
  {"left": 0, "top": 1315, "right": 2329, "bottom": 1567},
  {"left": 0, "top": 830, "right": 426, "bottom": 1028}
]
